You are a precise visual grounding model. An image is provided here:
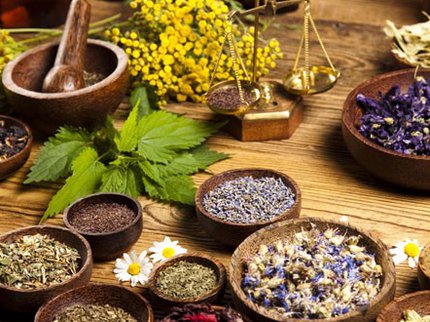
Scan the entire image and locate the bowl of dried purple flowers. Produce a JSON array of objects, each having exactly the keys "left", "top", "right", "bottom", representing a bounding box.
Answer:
[
  {"left": 342, "top": 68, "right": 430, "bottom": 190},
  {"left": 158, "top": 304, "right": 247, "bottom": 322},
  {"left": 229, "top": 217, "right": 396, "bottom": 322}
]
